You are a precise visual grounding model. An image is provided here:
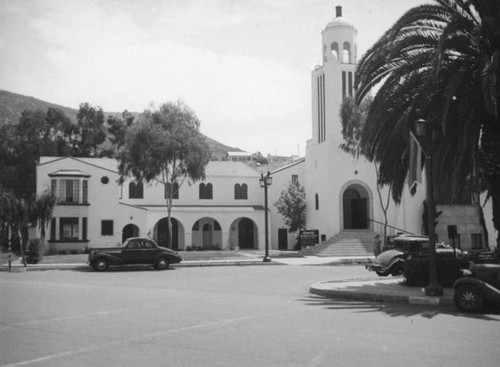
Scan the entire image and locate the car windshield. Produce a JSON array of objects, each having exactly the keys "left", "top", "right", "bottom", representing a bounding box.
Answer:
[{"left": 393, "top": 239, "right": 429, "bottom": 253}]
